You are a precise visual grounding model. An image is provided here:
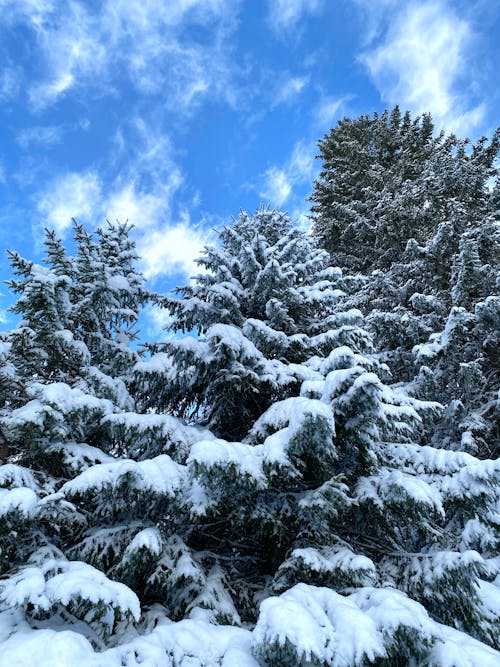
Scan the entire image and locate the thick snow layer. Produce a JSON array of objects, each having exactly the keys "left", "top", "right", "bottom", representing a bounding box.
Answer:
[
  {"left": 46, "top": 561, "right": 141, "bottom": 621},
  {"left": 50, "top": 442, "right": 114, "bottom": 472},
  {"left": 30, "top": 382, "right": 114, "bottom": 415},
  {"left": 9, "top": 383, "right": 114, "bottom": 429},
  {"left": 134, "top": 352, "right": 176, "bottom": 377},
  {"left": 125, "top": 528, "right": 163, "bottom": 557},
  {"left": 253, "top": 583, "right": 385, "bottom": 666},
  {"left": 428, "top": 624, "right": 500, "bottom": 667},
  {"left": 356, "top": 468, "right": 445, "bottom": 515},
  {"left": 1, "top": 583, "right": 499, "bottom": 666},
  {"left": 0, "top": 559, "right": 140, "bottom": 622},
  {"left": 61, "top": 455, "right": 186, "bottom": 498},
  {"left": 107, "top": 274, "right": 131, "bottom": 291},
  {"left": 286, "top": 547, "right": 376, "bottom": 583},
  {"left": 207, "top": 323, "right": 262, "bottom": 360},
  {"left": 0, "top": 464, "right": 39, "bottom": 491},
  {"left": 251, "top": 396, "right": 335, "bottom": 442},
  {"left": 0, "top": 611, "right": 257, "bottom": 667},
  {"left": 0, "top": 487, "right": 38, "bottom": 518},
  {"left": 188, "top": 439, "right": 266, "bottom": 486},
  {"left": 349, "top": 587, "right": 437, "bottom": 640},
  {"left": 102, "top": 412, "right": 214, "bottom": 452}
]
